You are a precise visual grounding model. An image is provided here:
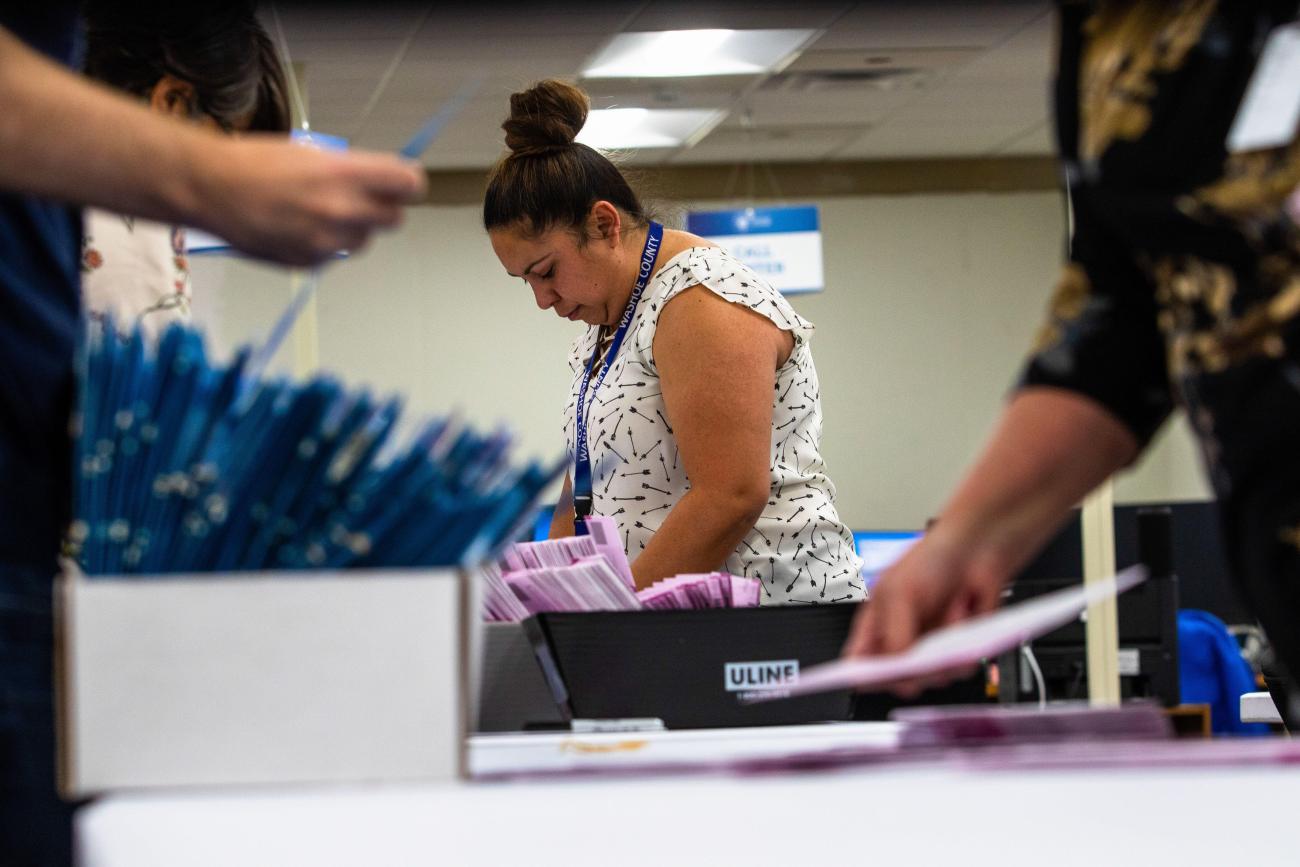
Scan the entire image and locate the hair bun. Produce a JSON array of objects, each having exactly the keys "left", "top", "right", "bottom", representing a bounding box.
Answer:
[{"left": 502, "top": 79, "right": 588, "bottom": 157}]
